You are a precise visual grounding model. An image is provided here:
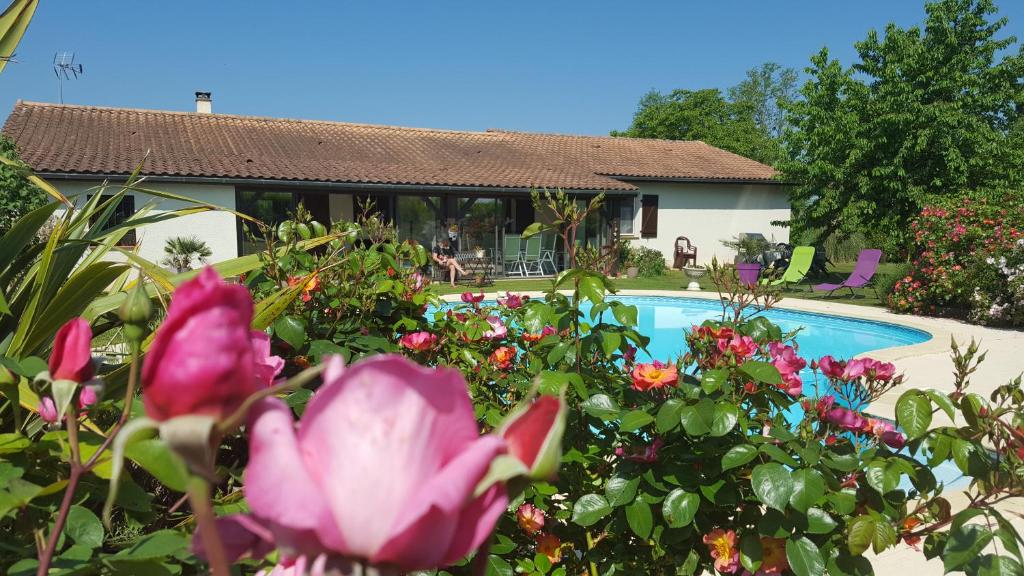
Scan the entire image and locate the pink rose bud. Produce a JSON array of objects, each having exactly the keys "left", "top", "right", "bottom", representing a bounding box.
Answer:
[
  {"left": 500, "top": 394, "right": 567, "bottom": 480},
  {"left": 142, "top": 267, "right": 281, "bottom": 421},
  {"left": 49, "top": 318, "right": 95, "bottom": 383},
  {"left": 39, "top": 397, "right": 58, "bottom": 423},
  {"left": 78, "top": 385, "right": 99, "bottom": 409}
]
